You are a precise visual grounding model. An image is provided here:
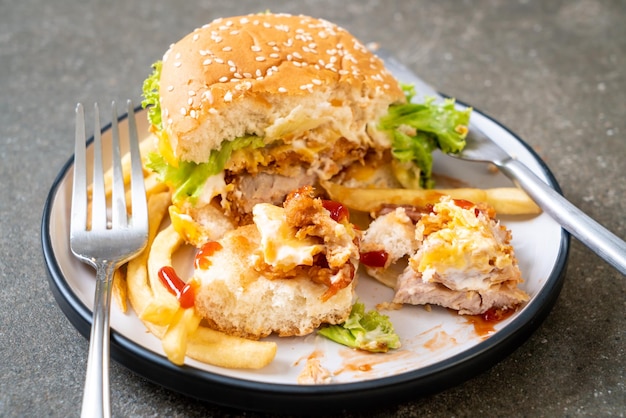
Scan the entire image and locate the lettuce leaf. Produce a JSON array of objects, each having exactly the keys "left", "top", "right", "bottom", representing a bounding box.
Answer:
[
  {"left": 379, "top": 86, "right": 471, "bottom": 188},
  {"left": 318, "top": 301, "right": 401, "bottom": 353},
  {"left": 142, "top": 61, "right": 163, "bottom": 132},
  {"left": 147, "top": 135, "right": 265, "bottom": 203}
]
